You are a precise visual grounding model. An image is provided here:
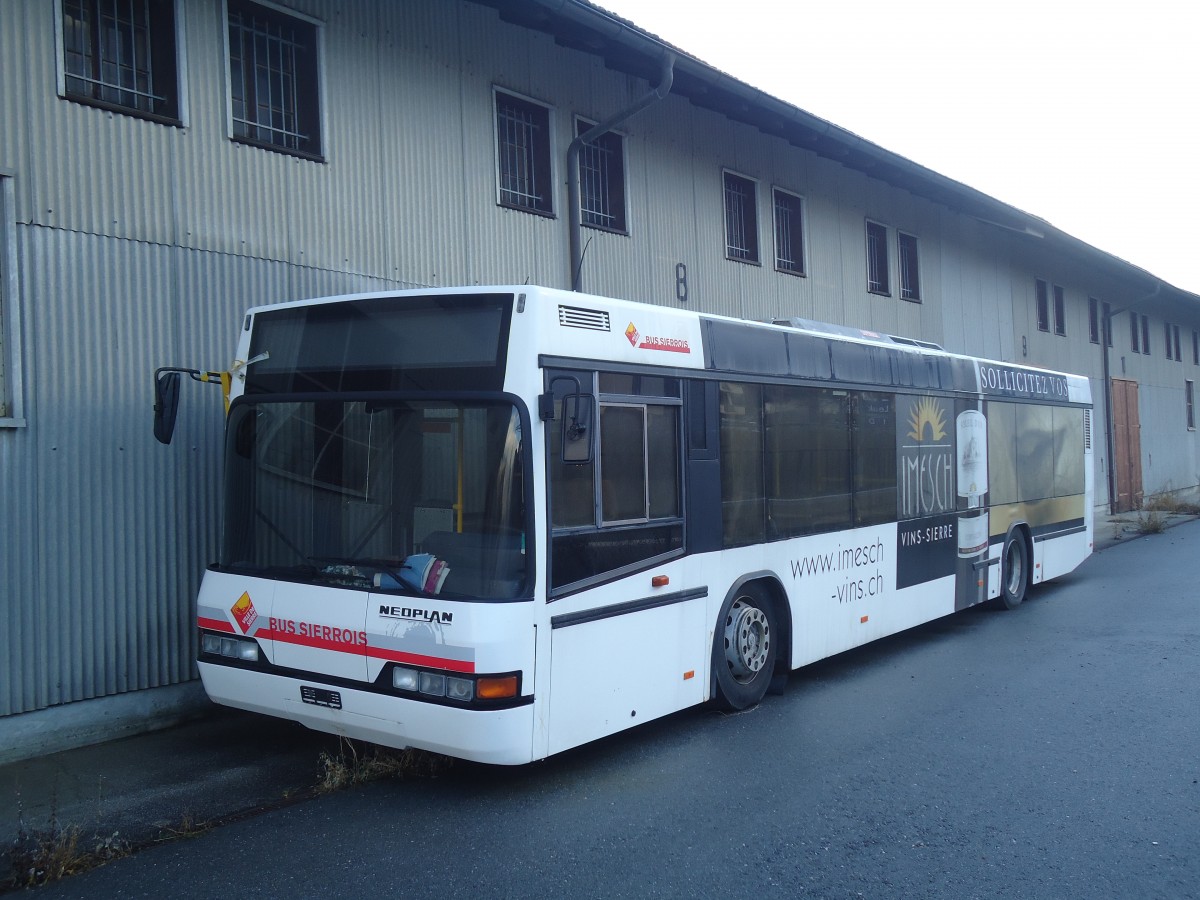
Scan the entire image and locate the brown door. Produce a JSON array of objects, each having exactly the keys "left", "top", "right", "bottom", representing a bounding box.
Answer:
[{"left": 1111, "top": 378, "right": 1143, "bottom": 512}]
